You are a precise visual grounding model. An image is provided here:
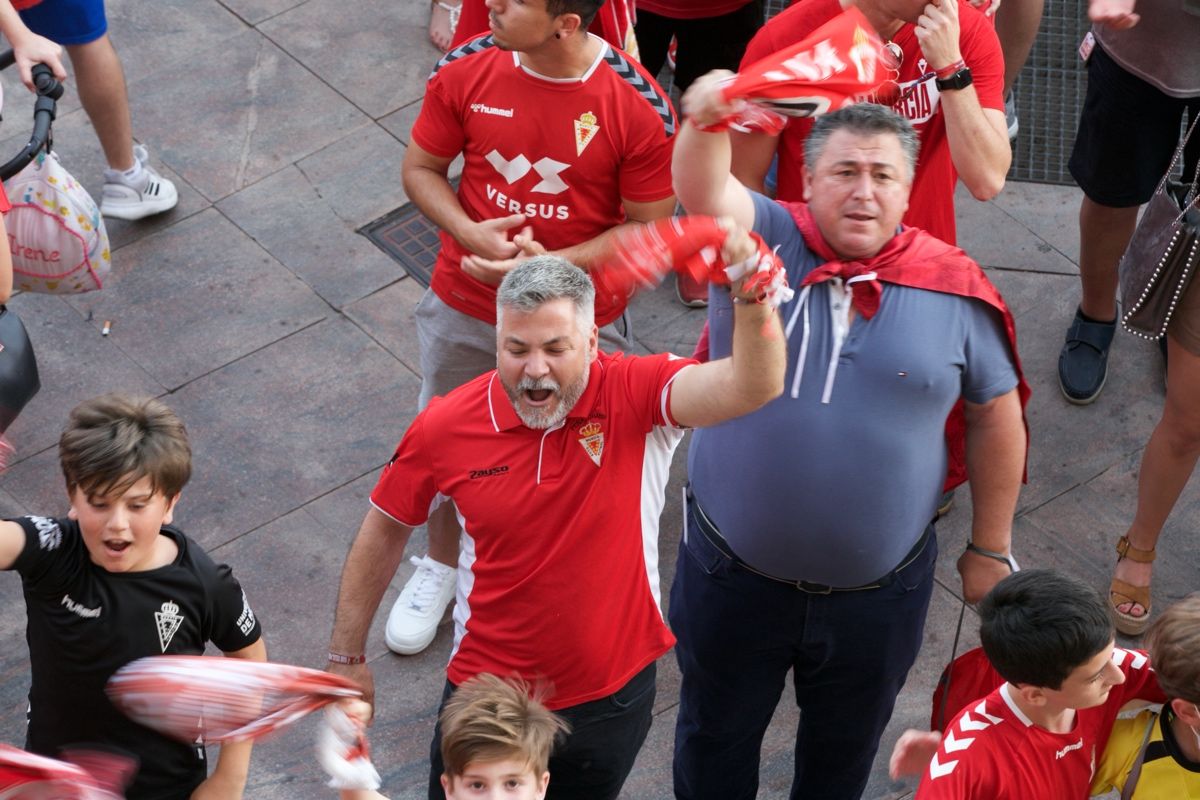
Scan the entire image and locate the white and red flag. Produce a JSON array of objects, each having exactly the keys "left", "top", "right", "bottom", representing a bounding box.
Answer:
[
  {"left": 0, "top": 744, "right": 134, "bottom": 799},
  {"left": 705, "top": 6, "right": 886, "bottom": 133}
]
